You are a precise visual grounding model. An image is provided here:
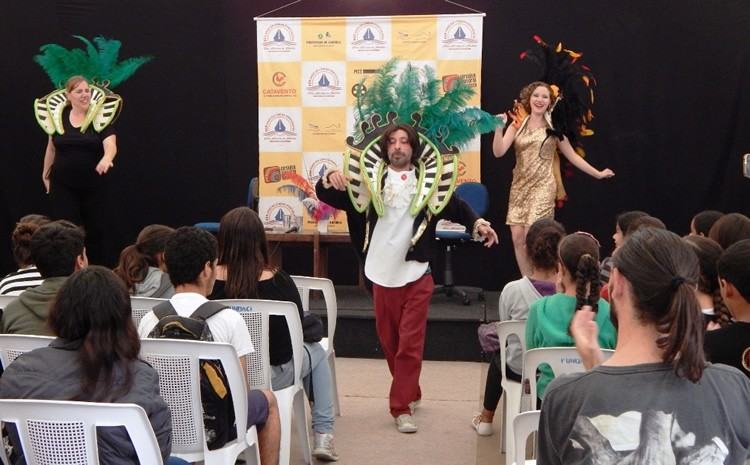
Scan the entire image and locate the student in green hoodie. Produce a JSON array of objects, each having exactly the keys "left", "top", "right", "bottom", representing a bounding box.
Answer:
[
  {"left": 0, "top": 221, "right": 87, "bottom": 335},
  {"left": 525, "top": 231, "right": 617, "bottom": 399}
]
